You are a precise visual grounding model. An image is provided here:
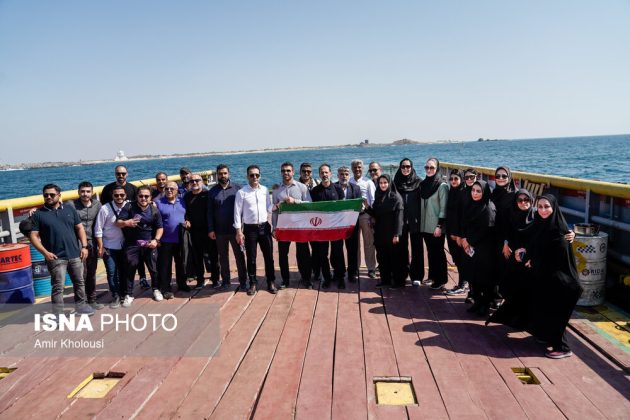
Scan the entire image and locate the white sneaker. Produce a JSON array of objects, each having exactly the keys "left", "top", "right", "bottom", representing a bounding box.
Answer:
[
  {"left": 412, "top": 280, "right": 422, "bottom": 287},
  {"left": 153, "top": 289, "right": 163, "bottom": 301},
  {"left": 122, "top": 295, "right": 134, "bottom": 308}
]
